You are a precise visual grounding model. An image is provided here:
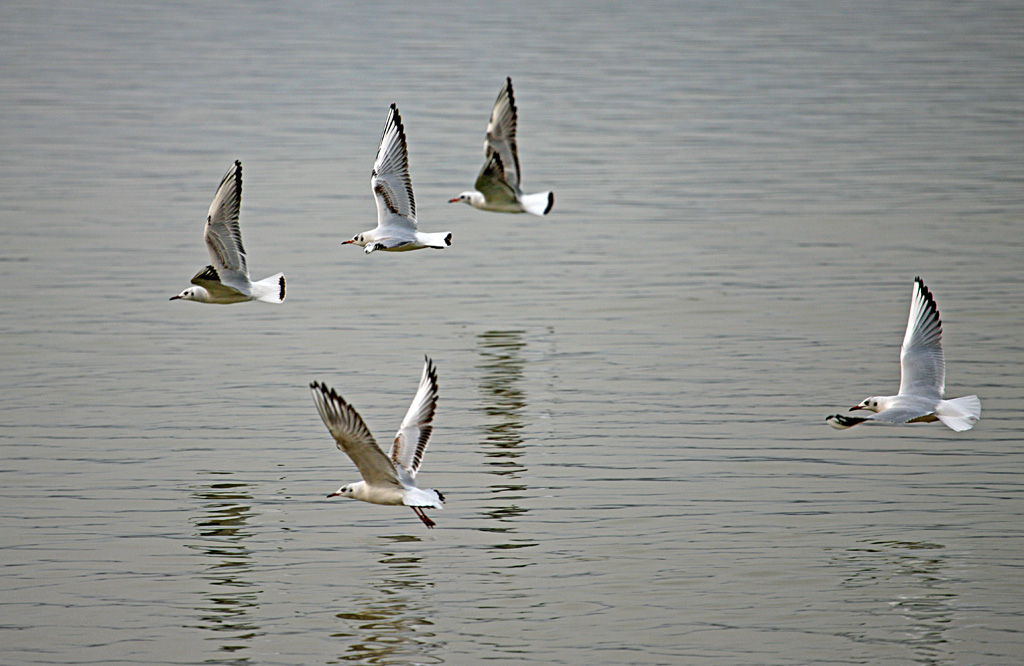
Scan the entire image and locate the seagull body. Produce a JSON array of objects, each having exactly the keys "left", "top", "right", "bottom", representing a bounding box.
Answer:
[
  {"left": 449, "top": 77, "right": 554, "bottom": 216},
  {"left": 826, "top": 277, "right": 980, "bottom": 432},
  {"left": 171, "top": 160, "right": 285, "bottom": 304},
  {"left": 343, "top": 105, "right": 452, "bottom": 254},
  {"left": 310, "top": 357, "right": 445, "bottom": 529}
]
